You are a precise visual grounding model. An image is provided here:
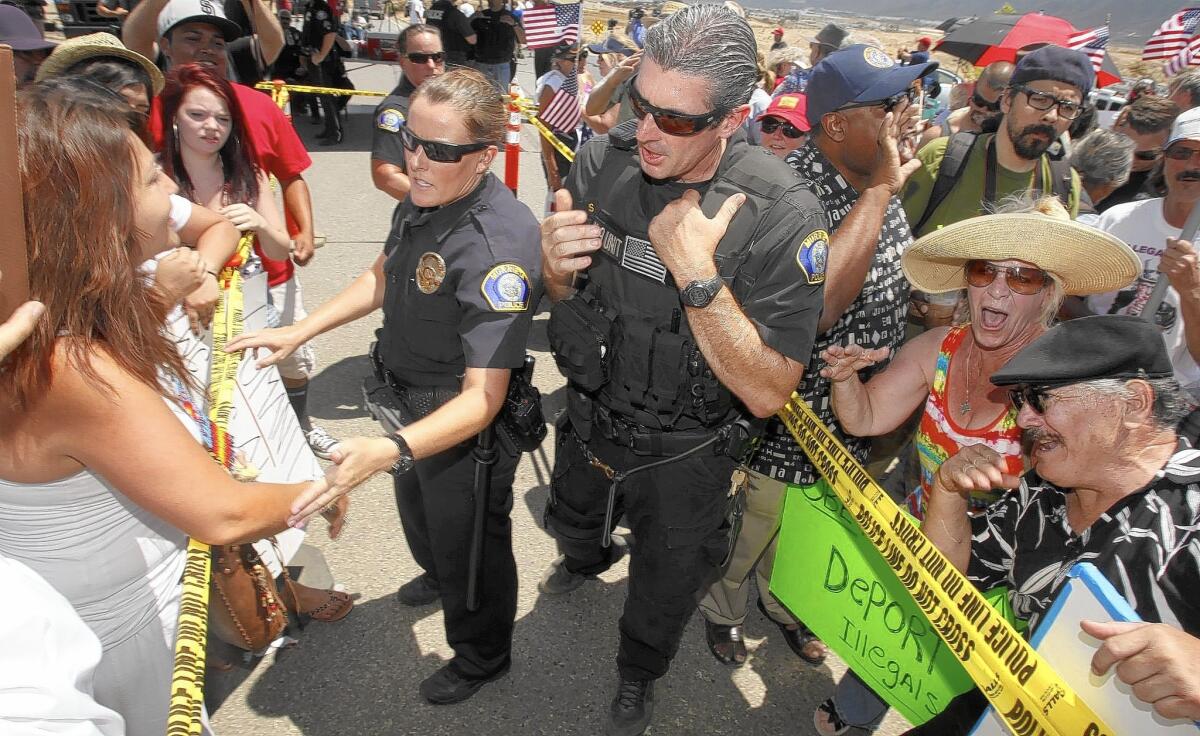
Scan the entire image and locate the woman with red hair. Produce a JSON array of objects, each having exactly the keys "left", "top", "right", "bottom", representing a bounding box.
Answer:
[
  {"left": 0, "top": 79, "right": 311, "bottom": 735},
  {"left": 157, "top": 63, "right": 354, "bottom": 625}
]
